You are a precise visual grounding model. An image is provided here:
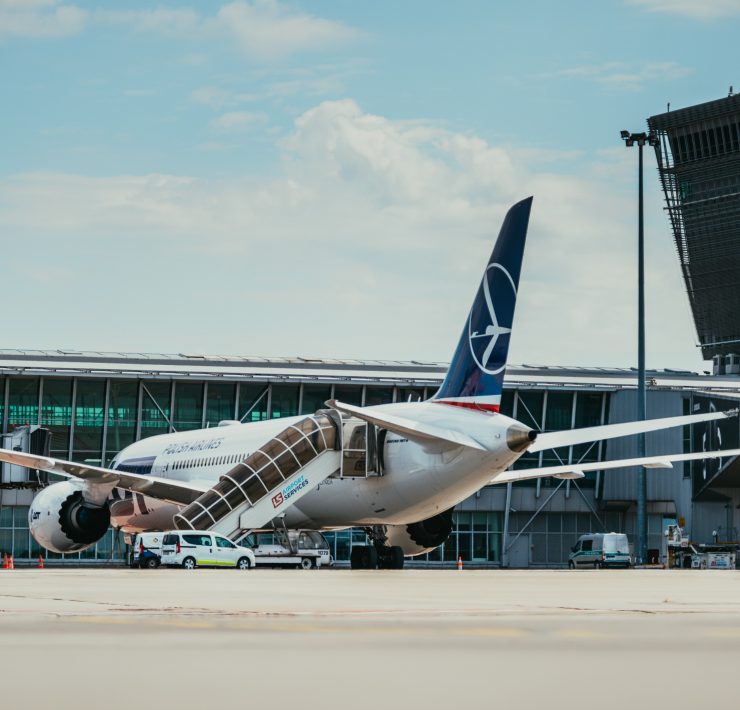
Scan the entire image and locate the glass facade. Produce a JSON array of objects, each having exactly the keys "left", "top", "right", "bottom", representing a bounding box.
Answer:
[
  {"left": 7, "top": 378, "right": 39, "bottom": 430},
  {"left": 73, "top": 380, "right": 105, "bottom": 465},
  {"left": 364, "top": 387, "right": 394, "bottom": 406},
  {"left": 422, "top": 512, "right": 503, "bottom": 564},
  {"left": 238, "top": 383, "right": 269, "bottom": 422},
  {"left": 41, "top": 378, "right": 73, "bottom": 458},
  {"left": 333, "top": 385, "right": 363, "bottom": 406},
  {"left": 205, "top": 383, "right": 236, "bottom": 427},
  {"left": 301, "top": 384, "right": 332, "bottom": 415},
  {"left": 173, "top": 383, "right": 204, "bottom": 431},
  {"left": 141, "top": 381, "right": 171, "bottom": 440},
  {"left": 270, "top": 384, "right": 299, "bottom": 419},
  {"left": 107, "top": 381, "right": 137, "bottom": 465}
]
